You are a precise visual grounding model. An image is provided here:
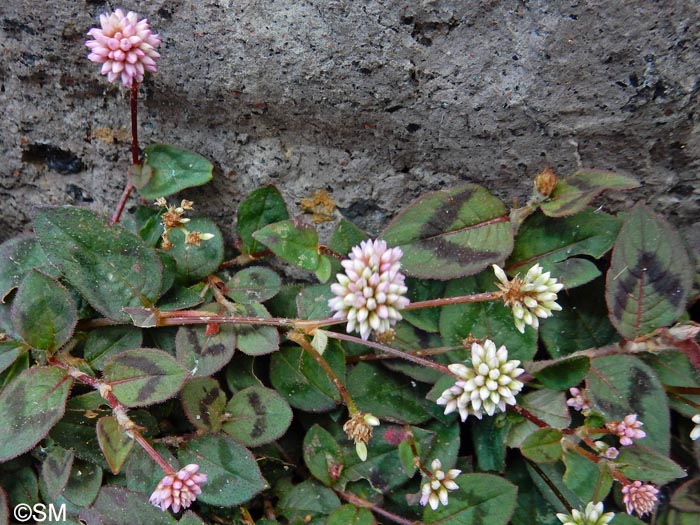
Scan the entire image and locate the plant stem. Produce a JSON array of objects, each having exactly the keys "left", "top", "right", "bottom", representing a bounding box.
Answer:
[
  {"left": 347, "top": 345, "right": 463, "bottom": 363},
  {"left": 324, "top": 331, "right": 453, "bottom": 376},
  {"left": 287, "top": 331, "right": 358, "bottom": 413},
  {"left": 50, "top": 358, "right": 175, "bottom": 476},
  {"left": 111, "top": 82, "right": 141, "bottom": 224},
  {"left": 403, "top": 291, "right": 501, "bottom": 311},
  {"left": 334, "top": 489, "right": 422, "bottom": 525}
]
